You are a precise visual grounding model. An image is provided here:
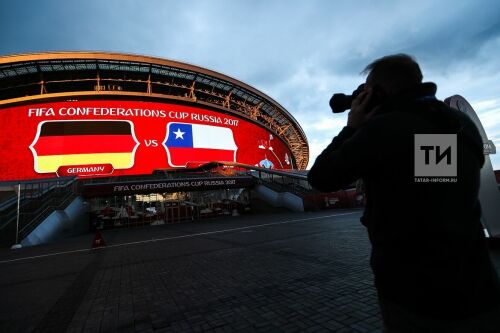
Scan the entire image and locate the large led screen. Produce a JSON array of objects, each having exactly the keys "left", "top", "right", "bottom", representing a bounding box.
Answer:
[{"left": 0, "top": 100, "right": 294, "bottom": 181}]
